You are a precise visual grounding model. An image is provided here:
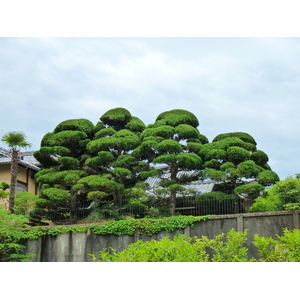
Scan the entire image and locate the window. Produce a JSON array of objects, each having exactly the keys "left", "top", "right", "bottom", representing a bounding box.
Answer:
[{"left": 15, "top": 181, "right": 27, "bottom": 193}]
